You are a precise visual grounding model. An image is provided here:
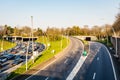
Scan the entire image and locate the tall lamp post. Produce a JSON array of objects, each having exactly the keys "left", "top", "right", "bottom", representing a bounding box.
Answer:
[
  {"left": 111, "top": 26, "right": 118, "bottom": 57},
  {"left": 101, "top": 18, "right": 118, "bottom": 57},
  {"left": 31, "top": 16, "right": 34, "bottom": 63},
  {"left": 105, "top": 24, "right": 118, "bottom": 57},
  {"left": 1, "top": 38, "right": 4, "bottom": 51},
  {"left": 26, "top": 41, "right": 29, "bottom": 71},
  {"left": 61, "top": 28, "right": 63, "bottom": 50}
]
